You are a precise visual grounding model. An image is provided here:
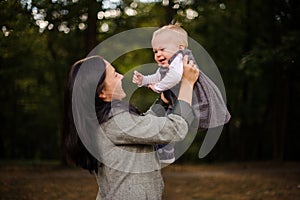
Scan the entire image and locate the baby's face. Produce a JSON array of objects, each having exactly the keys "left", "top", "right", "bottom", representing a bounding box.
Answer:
[{"left": 152, "top": 32, "right": 182, "bottom": 67}]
